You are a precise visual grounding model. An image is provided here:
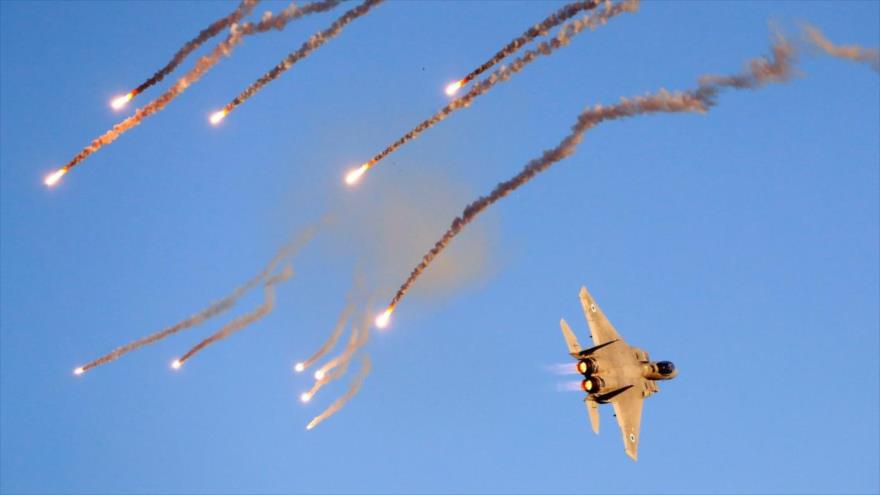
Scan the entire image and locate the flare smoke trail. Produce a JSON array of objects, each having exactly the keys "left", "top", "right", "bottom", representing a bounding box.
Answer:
[
  {"left": 175, "top": 266, "right": 293, "bottom": 367},
  {"left": 218, "top": 0, "right": 383, "bottom": 117},
  {"left": 351, "top": 0, "right": 636, "bottom": 182},
  {"left": 446, "top": 0, "right": 600, "bottom": 95},
  {"left": 123, "top": 0, "right": 260, "bottom": 101},
  {"left": 311, "top": 304, "right": 372, "bottom": 383},
  {"left": 804, "top": 25, "right": 879, "bottom": 71},
  {"left": 384, "top": 36, "right": 797, "bottom": 314},
  {"left": 75, "top": 223, "right": 320, "bottom": 374},
  {"left": 47, "top": 0, "right": 340, "bottom": 185},
  {"left": 295, "top": 300, "right": 354, "bottom": 373},
  {"left": 306, "top": 354, "right": 372, "bottom": 430}
]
